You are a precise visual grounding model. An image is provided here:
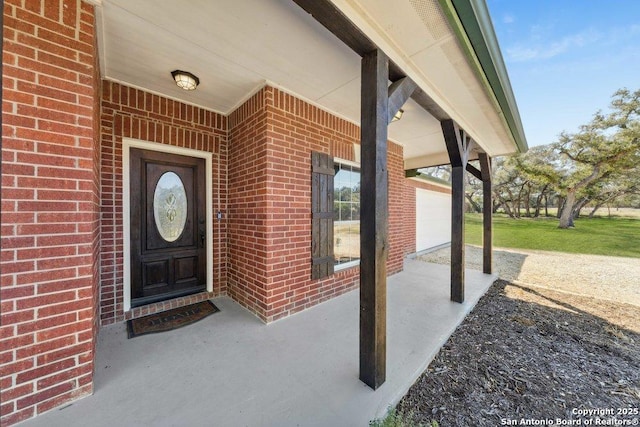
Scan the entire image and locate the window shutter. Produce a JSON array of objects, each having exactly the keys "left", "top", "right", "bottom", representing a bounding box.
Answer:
[{"left": 311, "top": 151, "right": 335, "bottom": 280}]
